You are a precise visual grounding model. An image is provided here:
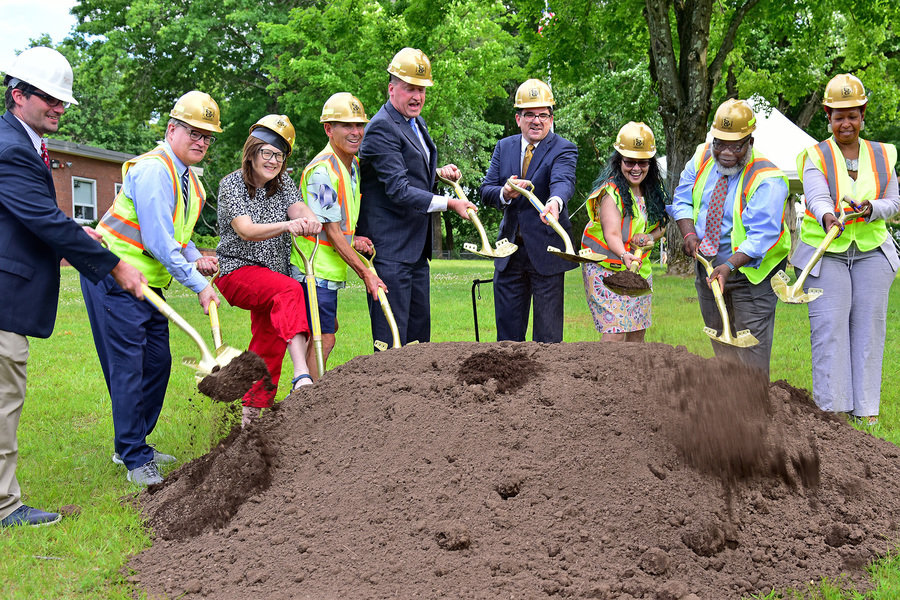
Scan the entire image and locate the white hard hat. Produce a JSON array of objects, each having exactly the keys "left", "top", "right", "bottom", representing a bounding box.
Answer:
[{"left": 4, "top": 47, "right": 78, "bottom": 106}]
